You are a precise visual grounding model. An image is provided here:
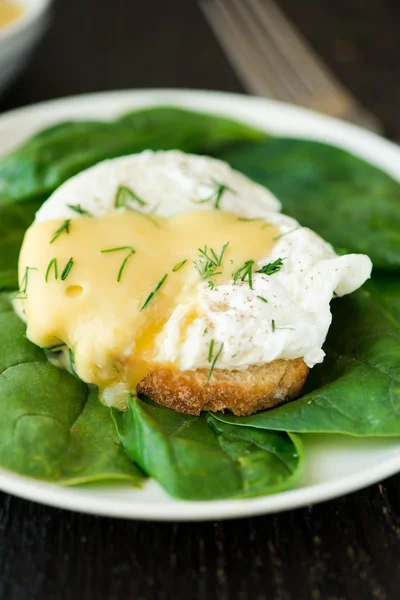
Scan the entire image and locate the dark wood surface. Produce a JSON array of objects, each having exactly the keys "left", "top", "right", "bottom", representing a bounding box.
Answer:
[{"left": 1, "top": 1, "right": 400, "bottom": 599}]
